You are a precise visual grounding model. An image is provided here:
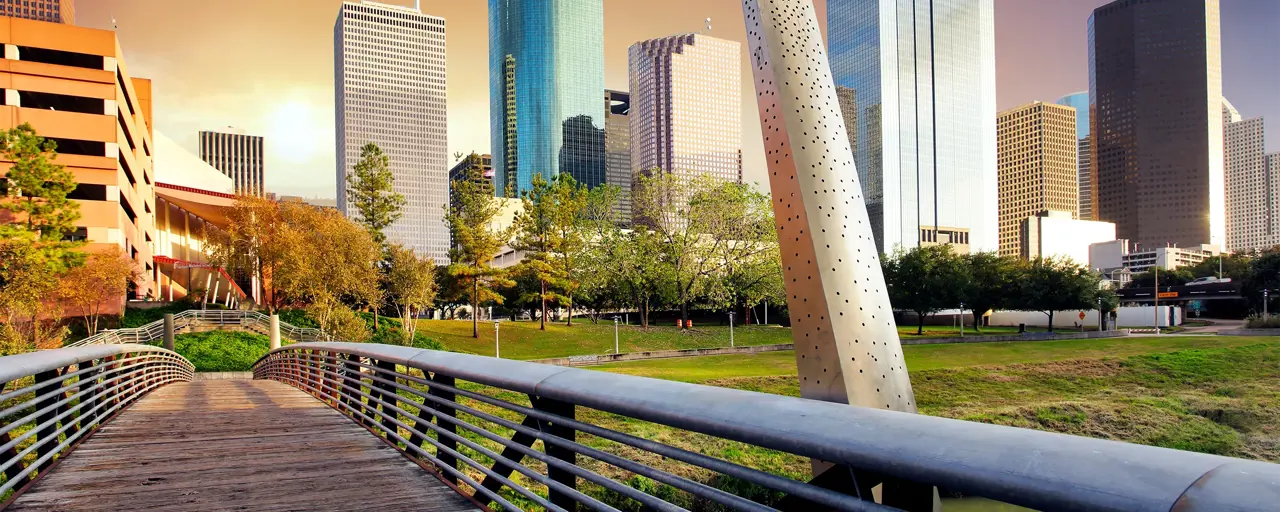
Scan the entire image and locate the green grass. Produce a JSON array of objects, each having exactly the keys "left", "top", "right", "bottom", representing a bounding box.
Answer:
[
  {"left": 162, "top": 331, "right": 270, "bottom": 372},
  {"left": 416, "top": 319, "right": 793, "bottom": 359},
  {"left": 594, "top": 335, "right": 1273, "bottom": 380},
  {"left": 593, "top": 337, "right": 1280, "bottom": 464}
]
